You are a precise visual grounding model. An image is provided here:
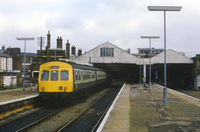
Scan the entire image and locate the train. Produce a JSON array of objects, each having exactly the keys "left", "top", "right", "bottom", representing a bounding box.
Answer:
[{"left": 38, "top": 61, "right": 107, "bottom": 100}]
